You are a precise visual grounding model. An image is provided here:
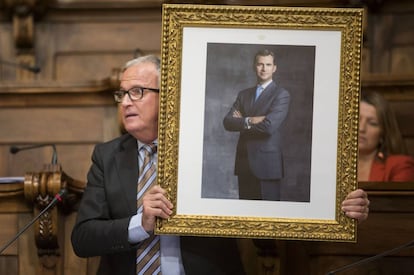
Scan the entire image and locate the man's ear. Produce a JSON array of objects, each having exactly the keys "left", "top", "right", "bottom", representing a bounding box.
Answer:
[{"left": 273, "top": 64, "right": 277, "bottom": 73}]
